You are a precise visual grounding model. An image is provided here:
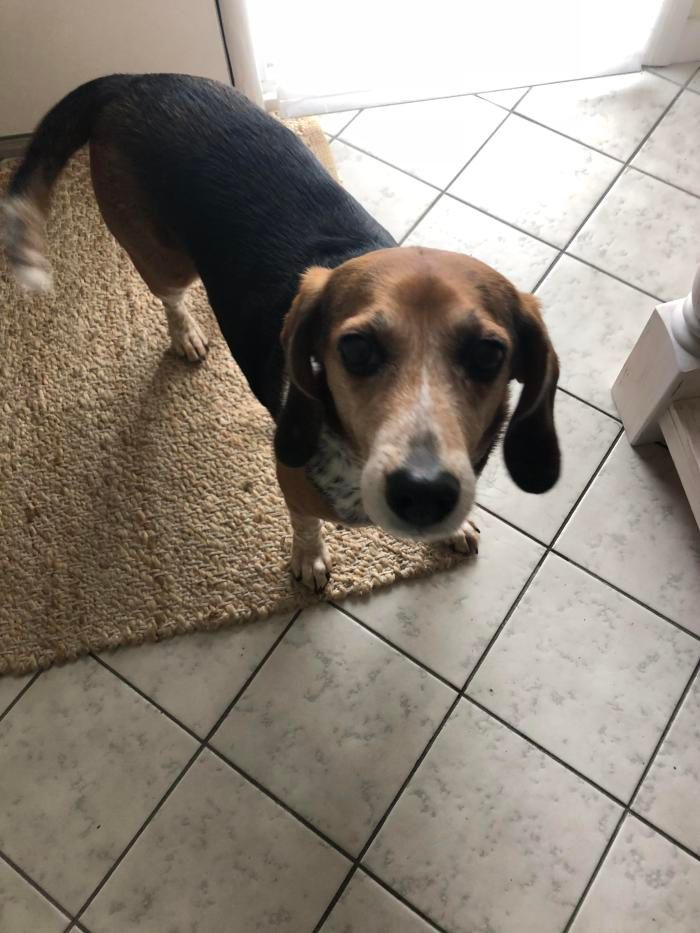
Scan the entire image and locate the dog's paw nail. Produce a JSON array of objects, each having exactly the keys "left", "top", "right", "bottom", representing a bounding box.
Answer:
[
  {"left": 292, "top": 549, "right": 331, "bottom": 591},
  {"left": 445, "top": 518, "right": 480, "bottom": 556}
]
